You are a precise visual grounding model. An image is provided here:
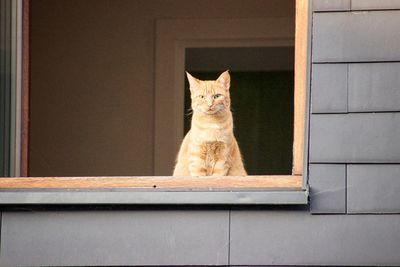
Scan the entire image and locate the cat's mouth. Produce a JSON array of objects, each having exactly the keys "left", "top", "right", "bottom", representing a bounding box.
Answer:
[{"left": 202, "top": 106, "right": 223, "bottom": 115}]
